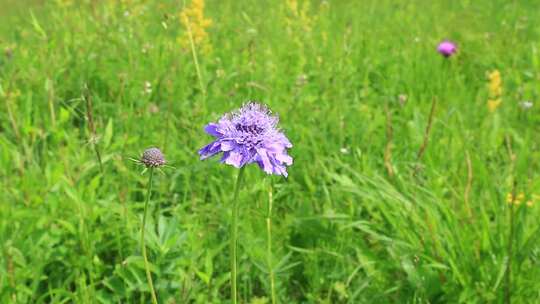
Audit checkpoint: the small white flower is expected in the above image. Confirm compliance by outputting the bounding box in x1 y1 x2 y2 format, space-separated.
519 100 533 109
340 147 349 154
144 81 152 95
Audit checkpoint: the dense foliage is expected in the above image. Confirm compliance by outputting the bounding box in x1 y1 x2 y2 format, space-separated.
1 0 539 303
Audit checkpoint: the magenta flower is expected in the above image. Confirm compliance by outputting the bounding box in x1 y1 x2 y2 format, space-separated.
199 102 293 177
437 40 457 57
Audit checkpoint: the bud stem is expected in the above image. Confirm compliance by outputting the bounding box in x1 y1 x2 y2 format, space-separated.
231 167 246 304
141 168 158 304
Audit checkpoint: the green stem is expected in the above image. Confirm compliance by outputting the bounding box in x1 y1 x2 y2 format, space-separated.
505 201 515 304
231 167 246 304
141 168 158 304
267 184 276 304
184 12 206 105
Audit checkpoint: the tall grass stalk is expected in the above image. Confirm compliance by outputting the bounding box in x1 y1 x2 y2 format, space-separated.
505 136 517 304
83 85 104 174
267 184 277 304
46 78 56 128
184 16 206 103
71 184 95 302
505 198 515 304
3 90 21 142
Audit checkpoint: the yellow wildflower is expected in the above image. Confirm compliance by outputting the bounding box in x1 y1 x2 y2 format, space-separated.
487 69 502 112
506 192 525 205
487 99 502 112
285 0 314 35
488 70 502 96
506 192 537 207
179 0 213 53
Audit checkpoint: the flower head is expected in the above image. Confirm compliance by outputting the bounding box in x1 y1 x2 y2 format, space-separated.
199 102 293 177
488 70 502 96
179 0 213 53
487 69 503 112
437 40 457 57
141 147 166 168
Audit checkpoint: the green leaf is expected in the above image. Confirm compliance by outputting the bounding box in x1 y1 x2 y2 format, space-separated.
103 118 113 148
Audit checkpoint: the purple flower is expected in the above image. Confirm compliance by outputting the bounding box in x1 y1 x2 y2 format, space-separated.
141 147 166 168
437 40 457 57
199 102 293 177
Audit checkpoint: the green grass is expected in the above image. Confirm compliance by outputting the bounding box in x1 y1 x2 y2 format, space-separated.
1 0 540 303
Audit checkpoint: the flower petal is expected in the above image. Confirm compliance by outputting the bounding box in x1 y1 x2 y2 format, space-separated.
198 141 221 160
204 123 222 137
256 148 274 175
220 140 236 152
269 156 288 177
275 152 293 165
222 151 244 168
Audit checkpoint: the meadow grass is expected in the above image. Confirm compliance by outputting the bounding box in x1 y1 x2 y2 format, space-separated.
1 0 540 303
